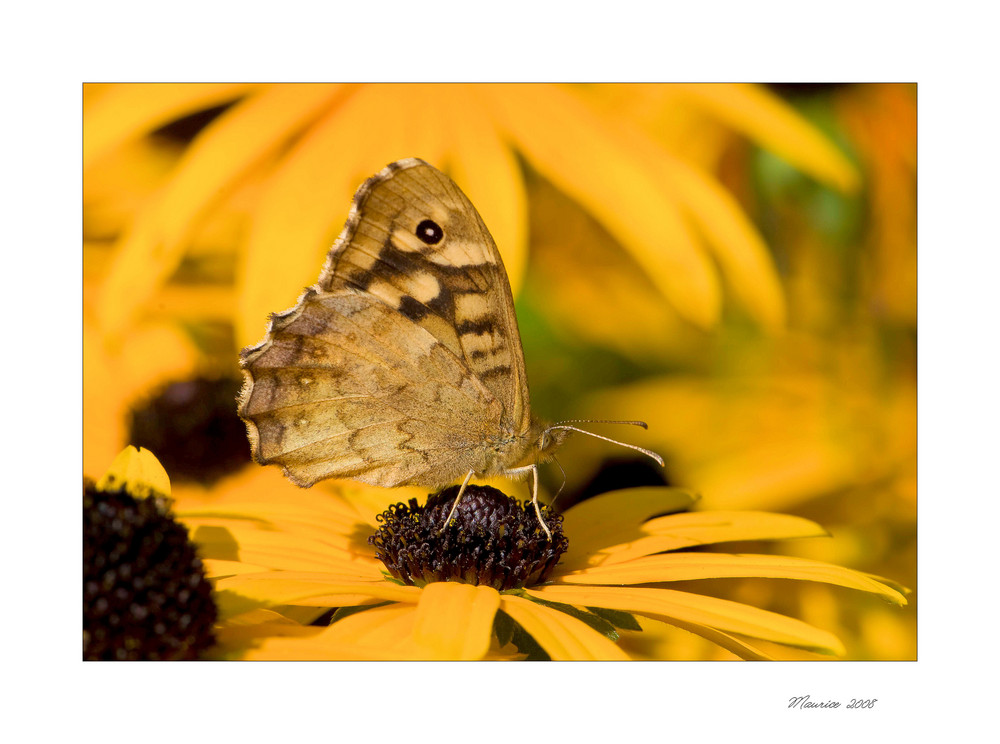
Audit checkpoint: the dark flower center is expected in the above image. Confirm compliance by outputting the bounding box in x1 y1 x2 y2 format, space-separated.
83 480 217 660
369 485 569 591
127 377 250 484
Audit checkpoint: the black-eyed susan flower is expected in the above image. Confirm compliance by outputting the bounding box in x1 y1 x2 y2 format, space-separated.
83 447 217 660
126 376 250 485
176 476 906 660
83 447 317 661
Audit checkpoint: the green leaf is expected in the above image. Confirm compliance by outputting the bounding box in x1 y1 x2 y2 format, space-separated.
587 606 643 632
494 609 550 660
329 602 392 625
494 608 515 647
527 597 620 641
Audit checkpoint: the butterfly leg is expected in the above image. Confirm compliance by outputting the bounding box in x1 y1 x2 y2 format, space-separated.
503 464 552 540
439 470 475 533
528 464 552 540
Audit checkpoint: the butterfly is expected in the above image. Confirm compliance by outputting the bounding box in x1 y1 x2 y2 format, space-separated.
238 158 662 538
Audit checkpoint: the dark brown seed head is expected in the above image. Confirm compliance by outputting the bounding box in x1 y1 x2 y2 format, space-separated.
369 485 569 591
83 480 217 660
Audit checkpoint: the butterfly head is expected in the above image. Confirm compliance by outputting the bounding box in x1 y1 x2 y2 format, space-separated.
534 423 572 459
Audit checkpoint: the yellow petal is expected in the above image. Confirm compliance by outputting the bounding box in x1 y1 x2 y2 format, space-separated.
499 594 629 660
644 509 829 545
446 85 529 293
96 445 171 500
188 523 383 576
661 155 786 328
83 83 257 167
558 553 907 605
237 83 425 348
84 137 181 241
324 603 417 645
559 487 696 565
242 639 392 660
482 83 721 328
98 84 343 340
528 585 845 655
412 582 501 660
324 602 474 660
214 610 335 660
565 87 785 329
259 603 450 660
390 84 450 168
667 623 776 661
623 613 776 660
213 572 420 619
560 510 828 571
201 559 270 578
180 496 378 541
242 617 407 660
678 83 860 192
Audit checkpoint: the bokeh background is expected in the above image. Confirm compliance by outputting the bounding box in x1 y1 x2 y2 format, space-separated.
82 83 916 659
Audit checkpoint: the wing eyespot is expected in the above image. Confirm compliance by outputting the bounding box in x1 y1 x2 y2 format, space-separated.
416 219 444 245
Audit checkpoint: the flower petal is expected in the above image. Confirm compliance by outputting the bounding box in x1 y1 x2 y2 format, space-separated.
559 487 696 564
259 603 451 660
98 84 343 340
213 572 420 619
242 610 411 660
644 510 829 546
325 603 417 645
562 89 785 330
678 84 860 193
210 608 326 659
661 155 786 328
665 622 776 661
181 498 376 543
83 83 256 167
499 594 629 660
190 523 383 575
236 83 433 347
624 614 776 660
447 86 529 293
558 553 907 605
323 602 479 660
201 559 270 578
96 445 171 499
412 582 501 660
482 83 721 328
527 585 845 655
560 510 829 570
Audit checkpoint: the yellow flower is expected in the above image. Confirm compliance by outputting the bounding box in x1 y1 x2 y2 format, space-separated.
84 447 327 660
552 85 917 659
176 478 906 660
84 447 218 660
84 83 859 349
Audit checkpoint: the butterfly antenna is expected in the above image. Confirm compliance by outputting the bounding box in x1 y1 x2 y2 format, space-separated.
554 419 650 429
545 424 665 467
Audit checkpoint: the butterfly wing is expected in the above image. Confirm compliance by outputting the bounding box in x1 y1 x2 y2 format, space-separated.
317 158 532 433
239 159 534 488
239 286 505 487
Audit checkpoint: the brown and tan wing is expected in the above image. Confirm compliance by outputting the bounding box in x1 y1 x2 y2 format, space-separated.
316 158 532 433
239 287 504 488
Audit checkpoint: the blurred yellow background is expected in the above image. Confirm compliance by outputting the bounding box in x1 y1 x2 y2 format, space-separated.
83 83 916 659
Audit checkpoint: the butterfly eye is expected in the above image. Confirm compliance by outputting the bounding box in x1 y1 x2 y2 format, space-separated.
416 219 444 245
